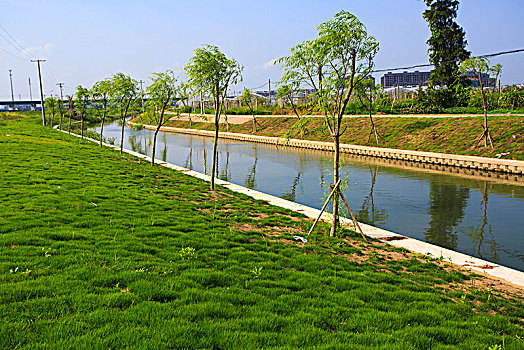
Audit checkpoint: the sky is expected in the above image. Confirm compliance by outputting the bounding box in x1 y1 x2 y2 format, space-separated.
1 0 523 100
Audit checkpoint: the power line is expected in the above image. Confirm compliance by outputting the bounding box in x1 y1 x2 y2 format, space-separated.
0 30 32 59
372 48 524 73
0 46 26 60
248 82 269 90
0 24 36 59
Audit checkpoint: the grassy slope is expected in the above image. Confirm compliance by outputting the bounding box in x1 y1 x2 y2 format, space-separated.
1 114 523 349
149 115 524 160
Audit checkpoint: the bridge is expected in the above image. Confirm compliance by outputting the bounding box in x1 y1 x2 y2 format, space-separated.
0 100 41 110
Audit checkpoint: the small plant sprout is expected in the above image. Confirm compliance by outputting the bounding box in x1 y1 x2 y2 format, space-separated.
180 247 197 260
42 247 52 258
251 266 263 279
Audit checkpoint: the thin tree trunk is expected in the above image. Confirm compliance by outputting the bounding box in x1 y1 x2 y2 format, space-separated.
211 91 220 190
68 98 73 134
81 112 85 139
152 104 167 166
152 129 159 166
477 72 493 148
120 98 132 154
59 105 63 130
100 99 107 147
330 134 340 237
288 96 301 119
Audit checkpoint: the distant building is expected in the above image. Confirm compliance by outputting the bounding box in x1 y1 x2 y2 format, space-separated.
463 71 495 88
381 71 431 88
381 69 496 89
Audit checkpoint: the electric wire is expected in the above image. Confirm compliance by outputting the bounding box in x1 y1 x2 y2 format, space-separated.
0 24 36 59
372 48 524 73
0 46 26 60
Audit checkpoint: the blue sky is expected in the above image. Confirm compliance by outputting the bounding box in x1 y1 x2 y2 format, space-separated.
1 0 523 99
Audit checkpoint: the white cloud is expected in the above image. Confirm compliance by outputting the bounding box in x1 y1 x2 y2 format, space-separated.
263 58 278 69
25 42 54 57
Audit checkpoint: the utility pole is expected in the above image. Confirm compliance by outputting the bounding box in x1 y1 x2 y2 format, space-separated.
9 69 14 110
138 80 145 113
268 79 271 105
57 82 64 129
31 59 46 126
28 77 33 101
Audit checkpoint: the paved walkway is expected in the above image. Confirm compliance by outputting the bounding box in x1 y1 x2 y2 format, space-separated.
166 112 524 125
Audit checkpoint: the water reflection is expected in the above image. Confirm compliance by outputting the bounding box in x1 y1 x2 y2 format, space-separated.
91 121 524 271
425 183 470 249
244 146 258 189
281 172 302 202
219 151 231 181
466 183 498 261
356 166 388 226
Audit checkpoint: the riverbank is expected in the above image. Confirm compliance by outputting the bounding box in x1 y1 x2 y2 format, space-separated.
129 121 524 175
134 114 524 161
2 114 523 348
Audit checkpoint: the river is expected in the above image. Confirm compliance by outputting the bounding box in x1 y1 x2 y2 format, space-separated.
92 121 524 271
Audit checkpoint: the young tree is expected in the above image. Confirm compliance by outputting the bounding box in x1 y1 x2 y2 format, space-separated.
355 77 382 144
45 96 57 128
240 88 260 132
75 85 90 139
92 79 112 147
67 95 73 134
185 45 243 190
276 85 301 119
178 82 194 126
110 73 138 154
279 11 379 236
423 0 470 88
459 58 501 148
146 70 178 166
57 94 64 130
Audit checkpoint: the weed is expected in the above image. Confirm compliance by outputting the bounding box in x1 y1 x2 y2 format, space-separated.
180 246 197 260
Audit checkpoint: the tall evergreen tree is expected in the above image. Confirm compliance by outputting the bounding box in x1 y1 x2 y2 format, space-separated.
423 0 470 88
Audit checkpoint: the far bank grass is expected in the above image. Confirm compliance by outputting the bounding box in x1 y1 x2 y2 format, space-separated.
1 113 523 349
140 115 524 161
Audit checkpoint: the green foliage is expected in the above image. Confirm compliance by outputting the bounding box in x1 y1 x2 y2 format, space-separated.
146 70 178 124
423 0 470 88
184 45 243 112
110 72 139 117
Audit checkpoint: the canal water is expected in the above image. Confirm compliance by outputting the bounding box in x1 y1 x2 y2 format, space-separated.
93 121 524 271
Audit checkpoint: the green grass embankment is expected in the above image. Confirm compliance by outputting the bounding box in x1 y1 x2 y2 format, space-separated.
140 115 524 160
1 114 523 349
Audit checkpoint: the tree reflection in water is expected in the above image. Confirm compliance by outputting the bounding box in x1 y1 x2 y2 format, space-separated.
356 165 388 226
281 173 302 202
129 135 145 154
161 133 167 162
184 137 193 170
466 182 498 261
219 150 231 181
244 146 258 189
425 183 470 249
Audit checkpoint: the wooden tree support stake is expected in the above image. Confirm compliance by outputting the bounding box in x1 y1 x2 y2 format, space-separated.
307 179 341 236
338 191 367 242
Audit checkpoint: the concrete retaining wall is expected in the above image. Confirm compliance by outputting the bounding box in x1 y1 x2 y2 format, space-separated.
131 122 524 175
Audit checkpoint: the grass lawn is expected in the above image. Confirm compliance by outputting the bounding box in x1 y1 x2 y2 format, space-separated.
145 115 524 161
1 113 523 349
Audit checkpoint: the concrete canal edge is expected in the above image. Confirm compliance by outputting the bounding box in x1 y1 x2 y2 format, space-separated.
129 121 524 175
55 126 524 288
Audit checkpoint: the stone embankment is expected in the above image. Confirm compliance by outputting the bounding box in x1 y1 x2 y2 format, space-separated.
130 122 524 175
